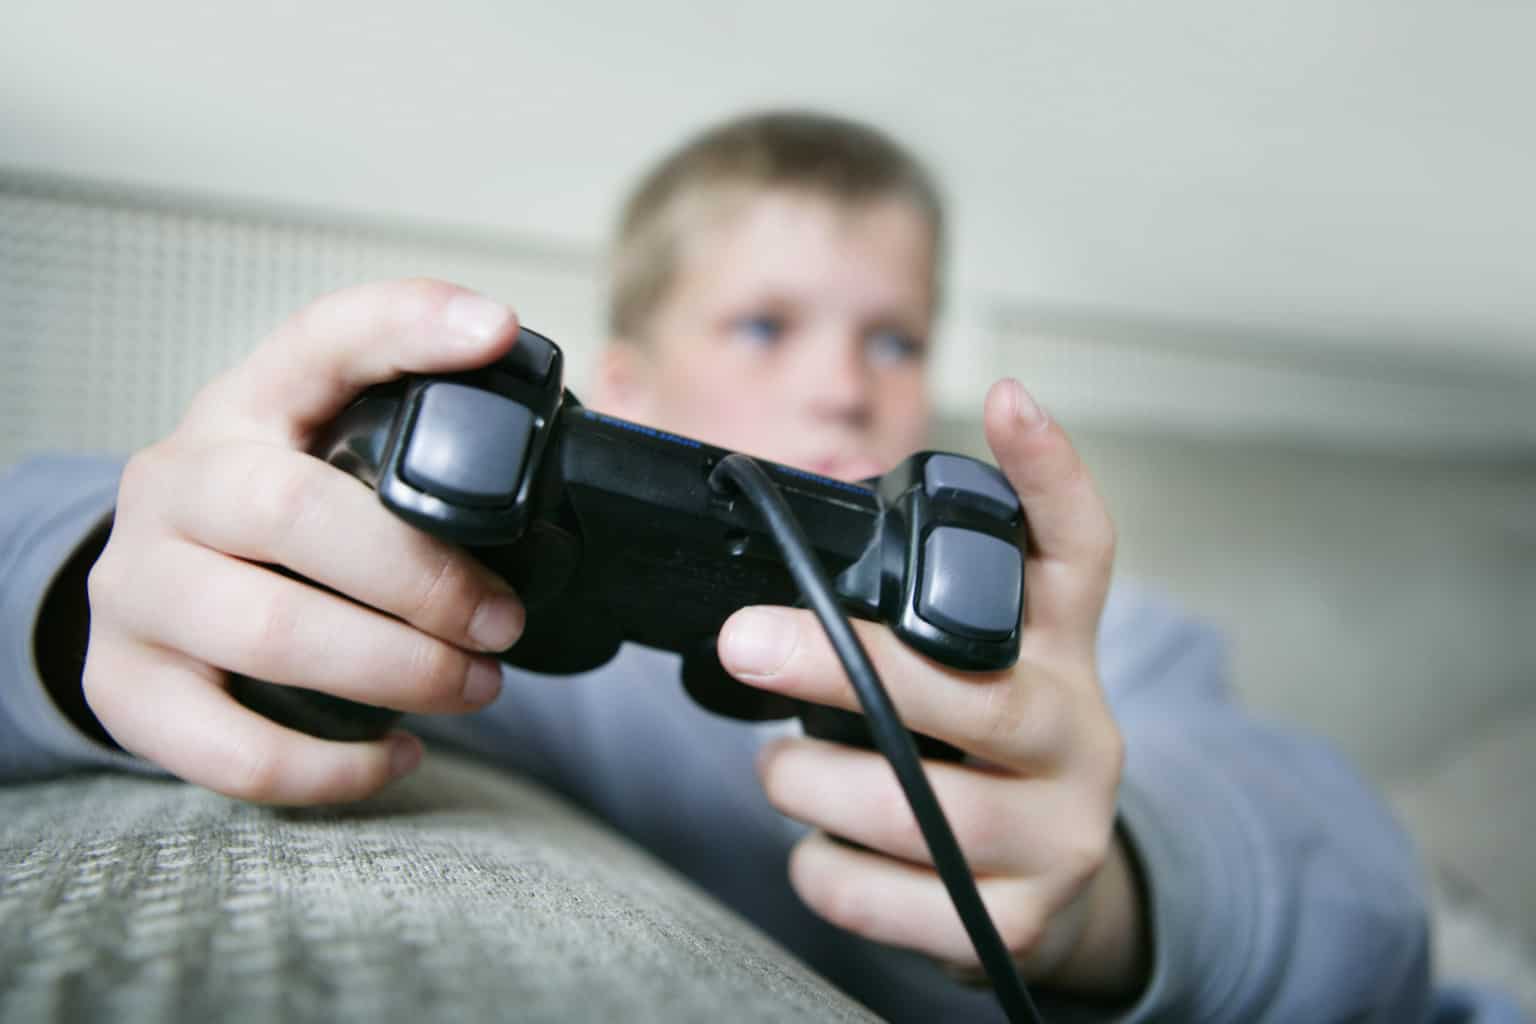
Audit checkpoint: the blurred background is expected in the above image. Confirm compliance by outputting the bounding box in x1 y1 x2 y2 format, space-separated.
2 0 1532 1007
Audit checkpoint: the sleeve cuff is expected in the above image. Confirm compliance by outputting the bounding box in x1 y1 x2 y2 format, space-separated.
1098 731 1282 1023
1 455 151 775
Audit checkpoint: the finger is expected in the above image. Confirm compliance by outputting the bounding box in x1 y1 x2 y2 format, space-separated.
982 379 1115 644
789 831 1075 972
721 606 1071 768
153 441 523 653
185 279 520 445
758 737 1114 878
82 631 422 805
101 538 505 715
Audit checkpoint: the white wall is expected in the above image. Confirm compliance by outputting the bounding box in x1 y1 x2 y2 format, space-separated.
0 179 605 466
5 0 1536 381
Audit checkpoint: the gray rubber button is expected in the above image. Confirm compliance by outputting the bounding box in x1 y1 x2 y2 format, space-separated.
922 454 1020 522
501 327 557 384
916 526 1022 640
401 383 534 507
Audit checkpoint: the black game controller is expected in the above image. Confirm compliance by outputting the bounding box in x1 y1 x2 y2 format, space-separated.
229 327 1027 747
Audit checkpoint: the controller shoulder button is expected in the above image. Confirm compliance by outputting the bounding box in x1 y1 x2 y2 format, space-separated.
916 526 1022 640
400 382 534 507
922 454 1020 522
500 326 557 384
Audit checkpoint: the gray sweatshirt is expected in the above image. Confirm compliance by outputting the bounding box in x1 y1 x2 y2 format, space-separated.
1 455 1520 1023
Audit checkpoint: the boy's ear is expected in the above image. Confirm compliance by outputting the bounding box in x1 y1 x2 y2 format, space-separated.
589 339 656 421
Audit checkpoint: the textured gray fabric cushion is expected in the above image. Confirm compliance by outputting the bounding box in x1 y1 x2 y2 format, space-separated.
0 751 877 1023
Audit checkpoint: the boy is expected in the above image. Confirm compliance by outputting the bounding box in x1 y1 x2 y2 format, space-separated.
4 113 1441 1020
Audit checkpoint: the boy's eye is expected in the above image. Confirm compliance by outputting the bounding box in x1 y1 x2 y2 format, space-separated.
731 314 786 348
865 329 926 368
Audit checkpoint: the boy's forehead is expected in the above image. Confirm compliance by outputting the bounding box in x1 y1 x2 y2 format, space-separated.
672 189 936 312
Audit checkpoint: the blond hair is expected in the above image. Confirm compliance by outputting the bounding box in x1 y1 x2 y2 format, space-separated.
608 110 945 340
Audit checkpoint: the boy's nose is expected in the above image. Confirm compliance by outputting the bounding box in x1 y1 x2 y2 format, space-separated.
800 339 873 430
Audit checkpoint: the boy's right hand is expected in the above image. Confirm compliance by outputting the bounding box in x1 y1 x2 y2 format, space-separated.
81 280 529 806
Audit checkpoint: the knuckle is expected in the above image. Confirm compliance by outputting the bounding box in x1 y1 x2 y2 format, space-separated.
294 281 371 337
244 588 304 666
85 549 124 614
877 787 926 856
996 903 1047 961
1058 825 1111 890
954 796 1009 865
386 277 462 332
1077 712 1126 793
404 552 453 623
251 458 325 550
823 875 878 937
977 684 1023 748
290 279 444 347
78 650 112 715
403 636 471 705
406 552 479 637
295 279 468 361
288 293 332 349
979 677 1059 755
314 751 386 803
181 371 242 433
1055 459 1093 501
222 740 284 802
117 446 167 511
790 839 872 935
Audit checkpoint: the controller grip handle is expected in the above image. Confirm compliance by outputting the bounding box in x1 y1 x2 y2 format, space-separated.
228 673 401 742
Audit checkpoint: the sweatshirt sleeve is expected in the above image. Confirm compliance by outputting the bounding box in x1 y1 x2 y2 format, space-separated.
1086 584 1434 1024
0 454 149 782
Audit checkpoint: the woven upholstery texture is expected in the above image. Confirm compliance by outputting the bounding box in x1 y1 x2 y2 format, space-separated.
0 750 876 1023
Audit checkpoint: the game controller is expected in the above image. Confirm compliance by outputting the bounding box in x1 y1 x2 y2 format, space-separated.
229 327 1027 746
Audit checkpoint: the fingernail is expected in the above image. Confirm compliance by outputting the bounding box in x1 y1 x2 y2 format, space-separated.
462 658 504 705
1010 379 1048 431
389 734 423 778
469 592 524 652
719 608 798 680
444 294 514 345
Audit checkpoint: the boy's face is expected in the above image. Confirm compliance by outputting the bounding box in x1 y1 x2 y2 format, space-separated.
595 190 935 482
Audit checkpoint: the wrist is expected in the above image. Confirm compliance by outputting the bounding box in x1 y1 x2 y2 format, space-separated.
1040 827 1151 1003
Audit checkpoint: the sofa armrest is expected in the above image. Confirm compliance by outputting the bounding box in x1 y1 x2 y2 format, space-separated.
0 750 876 1023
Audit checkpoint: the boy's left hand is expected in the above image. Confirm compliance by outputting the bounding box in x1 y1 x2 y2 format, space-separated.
718 379 1147 1000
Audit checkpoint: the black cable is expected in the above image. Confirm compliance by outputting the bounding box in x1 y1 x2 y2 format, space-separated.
710 454 1044 1024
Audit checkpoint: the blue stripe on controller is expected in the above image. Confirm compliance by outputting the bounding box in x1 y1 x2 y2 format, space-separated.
770 463 873 497
582 410 703 448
